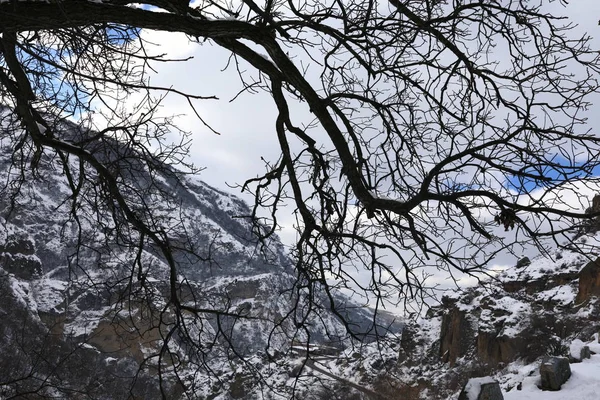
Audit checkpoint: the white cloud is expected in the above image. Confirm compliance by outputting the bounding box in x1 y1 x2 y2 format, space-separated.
78 0 600 310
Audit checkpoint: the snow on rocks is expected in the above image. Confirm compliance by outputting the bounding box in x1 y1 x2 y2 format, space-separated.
458 376 503 400
503 354 600 399
393 228 600 399
539 356 571 391
569 339 591 362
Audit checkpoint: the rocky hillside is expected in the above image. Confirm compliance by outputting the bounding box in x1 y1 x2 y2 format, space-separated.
8 107 599 400
387 231 600 399
0 111 401 399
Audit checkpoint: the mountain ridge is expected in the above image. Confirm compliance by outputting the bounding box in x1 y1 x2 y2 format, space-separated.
0 110 401 399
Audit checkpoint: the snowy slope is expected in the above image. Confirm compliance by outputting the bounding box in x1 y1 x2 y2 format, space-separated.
0 109 401 399
503 352 600 400
388 230 600 400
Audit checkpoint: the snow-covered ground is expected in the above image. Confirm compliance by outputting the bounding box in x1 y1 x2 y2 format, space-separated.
503 341 600 400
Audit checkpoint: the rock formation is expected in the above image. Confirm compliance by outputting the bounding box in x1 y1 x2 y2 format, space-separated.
576 257 600 304
458 377 503 400
539 356 571 391
394 233 600 399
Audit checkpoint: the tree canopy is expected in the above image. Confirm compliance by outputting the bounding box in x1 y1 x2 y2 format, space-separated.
1 0 600 392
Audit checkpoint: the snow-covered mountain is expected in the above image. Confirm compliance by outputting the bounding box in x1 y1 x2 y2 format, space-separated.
6 108 600 400
387 229 600 400
6 107 600 400
0 110 401 399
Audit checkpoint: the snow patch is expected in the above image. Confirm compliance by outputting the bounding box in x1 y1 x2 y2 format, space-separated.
570 339 587 360
537 285 576 305
464 376 497 400
504 354 600 399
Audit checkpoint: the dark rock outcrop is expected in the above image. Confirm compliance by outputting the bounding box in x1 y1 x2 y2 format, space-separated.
440 307 474 366
458 377 503 400
515 257 531 269
502 271 579 295
0 237 36 255
476 331 525 368
580 194 600 234
0 236 41 279
575 257 600 304
0 252 42 279
539 356 571 391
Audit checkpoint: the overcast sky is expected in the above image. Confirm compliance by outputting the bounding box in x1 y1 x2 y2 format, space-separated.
127 1 600 300
140 0 600 189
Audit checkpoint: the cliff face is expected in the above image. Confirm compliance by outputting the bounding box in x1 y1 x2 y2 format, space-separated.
0 113 400 399
576 258 600 304
395 236 600 399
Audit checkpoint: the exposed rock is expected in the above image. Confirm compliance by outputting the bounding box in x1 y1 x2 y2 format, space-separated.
288 364 303 378
440 307 474 366
515 257 531 269
38 311 67 336
0 237 36 255
87 315 163 364
227 279 261 299
230 373 253 399
398 323 420 364
476 331 525 368
0 235 41 280
502 272 579 295
539 356 571 391
0 252 42 280
591 194 600 213
575 258 600 304
581 194 600 234
581 346 591 360
458 377 503 400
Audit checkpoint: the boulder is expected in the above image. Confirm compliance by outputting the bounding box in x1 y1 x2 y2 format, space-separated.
539 356 571 391
575 258 600 304
515 257 531 269
581 346 591 360
458 377 503 400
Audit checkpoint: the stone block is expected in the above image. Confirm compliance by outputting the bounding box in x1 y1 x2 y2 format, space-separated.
458 377 503 400
539 356 571 391
581 345 591 360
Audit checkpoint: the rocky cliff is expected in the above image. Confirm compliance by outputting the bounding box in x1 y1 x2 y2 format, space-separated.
392 233 600 399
